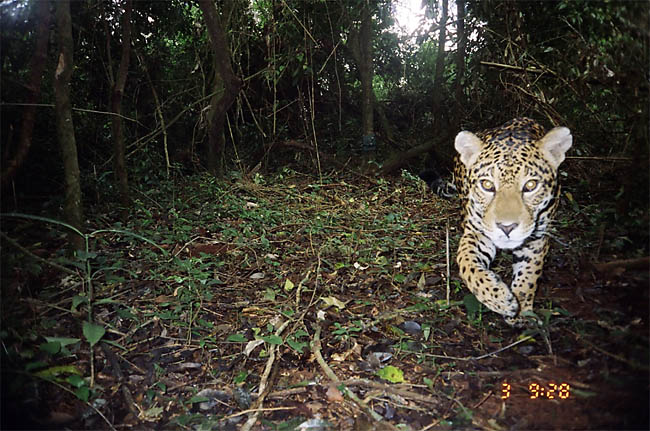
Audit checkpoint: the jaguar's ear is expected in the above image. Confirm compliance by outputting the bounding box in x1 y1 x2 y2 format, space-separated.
538 127 572 169
455 131 484 167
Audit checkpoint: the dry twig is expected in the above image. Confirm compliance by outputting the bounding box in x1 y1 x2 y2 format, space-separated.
311 324 388 424
240 319 291 431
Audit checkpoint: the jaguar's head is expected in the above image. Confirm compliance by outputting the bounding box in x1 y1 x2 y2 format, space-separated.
455 126 572 249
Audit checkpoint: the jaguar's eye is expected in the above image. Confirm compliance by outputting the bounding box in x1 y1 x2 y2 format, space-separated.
523 179 538 192
480 179 495 192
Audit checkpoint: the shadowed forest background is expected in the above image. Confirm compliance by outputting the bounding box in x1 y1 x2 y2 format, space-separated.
1 0 649 430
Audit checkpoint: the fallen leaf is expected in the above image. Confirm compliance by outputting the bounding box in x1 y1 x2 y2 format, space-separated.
417 272 426 289
399 320 422 335
306 401 324 413
244 339 264 356
154 295 174 303
320 296 347 310
178 362 202 370
326 385 344 402
140 406 163 421
195 389 230 411
297 418 333 430
377 365 405 383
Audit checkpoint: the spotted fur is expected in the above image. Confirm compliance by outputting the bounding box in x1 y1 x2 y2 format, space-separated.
451 118 572 325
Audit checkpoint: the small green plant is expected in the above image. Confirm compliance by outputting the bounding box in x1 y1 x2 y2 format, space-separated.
286 329 309 354
463 293 484 323
331 321 363 342
1 212 166 404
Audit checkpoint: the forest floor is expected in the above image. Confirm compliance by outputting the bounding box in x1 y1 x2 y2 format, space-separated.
1 167 648 430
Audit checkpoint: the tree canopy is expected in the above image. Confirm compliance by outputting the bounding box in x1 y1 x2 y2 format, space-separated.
1 0 646 200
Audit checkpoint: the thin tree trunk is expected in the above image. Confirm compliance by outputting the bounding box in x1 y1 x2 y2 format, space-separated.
136 51 170 176
432 0 448 126
348 14 393 146
206 68 225 173
54 0 83 250
197 0 241 177
359 0 375 151
1 0 51 188
111 0 133 208
454 0 466 126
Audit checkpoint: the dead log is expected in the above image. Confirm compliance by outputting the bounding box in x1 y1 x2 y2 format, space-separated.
593 256 650 277
378 133 451 176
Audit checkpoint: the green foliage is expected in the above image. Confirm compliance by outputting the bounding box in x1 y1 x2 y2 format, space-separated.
0 211 168 408
462 293 483 322
82 322 105 348
286 329 309 354
332 321 363 342
376 365 405 383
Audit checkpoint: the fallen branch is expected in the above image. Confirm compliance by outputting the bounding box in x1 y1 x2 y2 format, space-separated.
343 379 442 407
222 406 297 421
378 134 450 176
445 220 450 306
479 61 553 75
593 256 650 275
311 323 387 424
398 333 537 361
265 378 443 410
566 156 633 162
0 102 144 125
240 319 290 431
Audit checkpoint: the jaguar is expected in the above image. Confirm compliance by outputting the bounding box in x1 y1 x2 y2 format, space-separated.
425 118 572 325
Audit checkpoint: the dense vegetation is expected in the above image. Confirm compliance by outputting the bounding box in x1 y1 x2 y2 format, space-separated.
1 1 648 429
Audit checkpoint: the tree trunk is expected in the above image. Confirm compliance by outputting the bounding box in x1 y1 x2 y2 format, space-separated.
1 0 51 188
206 67 225 173
54 0 84 250
136 51 170 176
454 0 466 126
359 0 375 151
348 14 393 147
111 0 133 208
432 0 448 126
197 0 242 177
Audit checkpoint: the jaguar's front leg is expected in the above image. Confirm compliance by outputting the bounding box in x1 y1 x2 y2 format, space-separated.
457 230 520 318
504 236 551 326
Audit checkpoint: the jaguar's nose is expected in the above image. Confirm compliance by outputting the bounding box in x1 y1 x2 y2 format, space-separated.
496 222 518 236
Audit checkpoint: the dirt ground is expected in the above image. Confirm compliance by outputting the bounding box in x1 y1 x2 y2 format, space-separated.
1 170 648 430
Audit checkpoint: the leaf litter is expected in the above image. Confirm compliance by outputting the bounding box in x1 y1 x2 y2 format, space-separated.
1 169 648 430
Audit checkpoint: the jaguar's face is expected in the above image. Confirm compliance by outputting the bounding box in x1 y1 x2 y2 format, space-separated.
467 148 558 249
455 124 571 250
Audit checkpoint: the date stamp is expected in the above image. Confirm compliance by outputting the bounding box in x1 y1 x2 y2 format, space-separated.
501 382 571 400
